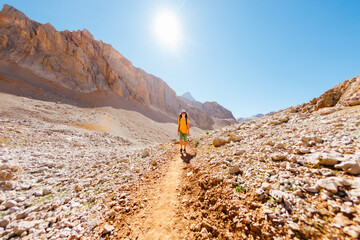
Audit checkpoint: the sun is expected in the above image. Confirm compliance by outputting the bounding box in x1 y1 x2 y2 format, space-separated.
154 10 181 49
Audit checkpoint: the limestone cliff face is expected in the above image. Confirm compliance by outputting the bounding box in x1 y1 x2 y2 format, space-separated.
0 4 235 129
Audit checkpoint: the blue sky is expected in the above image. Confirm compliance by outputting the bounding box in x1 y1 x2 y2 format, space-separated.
2 0 360 118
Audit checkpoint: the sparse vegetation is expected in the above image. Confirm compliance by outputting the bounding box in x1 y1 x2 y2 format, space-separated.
194 139 200 147
235 185 247 194
205 130 210 135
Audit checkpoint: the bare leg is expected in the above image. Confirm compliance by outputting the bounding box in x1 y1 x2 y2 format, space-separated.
184 140 187 151
179 139 183 150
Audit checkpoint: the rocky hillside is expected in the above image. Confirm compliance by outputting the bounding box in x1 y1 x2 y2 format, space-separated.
0 74 359 239
0 4 235 129
297 75 360 113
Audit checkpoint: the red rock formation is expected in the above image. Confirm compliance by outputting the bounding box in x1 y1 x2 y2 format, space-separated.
0 4 236 129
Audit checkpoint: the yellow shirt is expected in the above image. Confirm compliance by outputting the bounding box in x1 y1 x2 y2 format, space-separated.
178 118 189 134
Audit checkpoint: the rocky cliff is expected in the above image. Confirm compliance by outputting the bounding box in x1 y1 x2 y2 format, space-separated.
0 4 235 129
295 75 360 113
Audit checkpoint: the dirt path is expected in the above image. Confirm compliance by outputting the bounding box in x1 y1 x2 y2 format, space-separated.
129 153 186 239
109 148 197 239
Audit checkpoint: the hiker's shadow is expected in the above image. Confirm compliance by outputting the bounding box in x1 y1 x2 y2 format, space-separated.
180 152 196 164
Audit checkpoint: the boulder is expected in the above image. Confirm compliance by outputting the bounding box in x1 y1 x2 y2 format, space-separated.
213 138 226 147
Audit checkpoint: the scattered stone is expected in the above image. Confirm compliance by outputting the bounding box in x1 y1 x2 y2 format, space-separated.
0 191 5 203
13 221 39 235
271 153 287 161
141 148 150 158
334 213 352 227
150 159 157 166
228 165 241 175
4 200 17 209
261 182 271 190
234 149 245 155
0 219 9 228
335 161 360 175
75 185 83 192
102 224 114 234
0 169 16 181
316 178 338 193
228 134 241 143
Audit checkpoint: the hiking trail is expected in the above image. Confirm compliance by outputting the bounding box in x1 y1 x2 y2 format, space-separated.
106 146 197 239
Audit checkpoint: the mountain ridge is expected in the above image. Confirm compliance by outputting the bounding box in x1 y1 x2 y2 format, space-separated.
0 4 236 129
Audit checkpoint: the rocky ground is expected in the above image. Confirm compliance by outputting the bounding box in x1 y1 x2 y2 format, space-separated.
0 93 185 239
0 115 163 239
99 105 360 240
1 94 359 239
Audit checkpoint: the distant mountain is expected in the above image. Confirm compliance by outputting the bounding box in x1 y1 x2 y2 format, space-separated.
179 92 236 124
237 112 277 122
237 114 264 123
181 92 197 102
0 4 236 129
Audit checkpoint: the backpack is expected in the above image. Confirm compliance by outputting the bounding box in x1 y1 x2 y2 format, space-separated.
178 114 188 132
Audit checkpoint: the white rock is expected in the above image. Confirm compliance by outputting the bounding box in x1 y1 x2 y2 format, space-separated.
269 190 284 202
288 222 300 231
255 188 265 200
329 177 351 187
316 178 338 193
335 161 360 175
102 224 114 234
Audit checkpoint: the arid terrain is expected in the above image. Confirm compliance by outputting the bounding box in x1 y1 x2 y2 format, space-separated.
1 85 359 239
0 3 360 240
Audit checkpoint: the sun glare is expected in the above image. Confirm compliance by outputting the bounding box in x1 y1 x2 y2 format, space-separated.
154 10 181 49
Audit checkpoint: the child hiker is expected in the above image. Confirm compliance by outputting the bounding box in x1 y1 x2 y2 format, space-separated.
177 110 190 153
